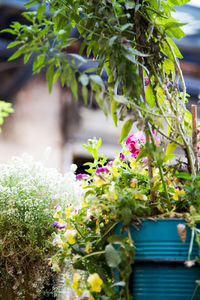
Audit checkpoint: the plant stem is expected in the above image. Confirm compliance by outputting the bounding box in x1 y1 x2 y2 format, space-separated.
192 105 199 174
148 126 172 210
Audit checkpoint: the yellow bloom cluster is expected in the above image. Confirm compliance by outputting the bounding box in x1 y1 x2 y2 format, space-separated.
87 273 103 292
72 273 82 296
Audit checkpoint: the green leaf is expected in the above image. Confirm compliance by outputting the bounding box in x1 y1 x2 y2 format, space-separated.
53 69 61 84
33 54 45 73
8 47 25 61
82 85 88 105
175 172 192 180
166 142 177 156
163 59 175 80
1 28 16 35
67 53 87 63
113 95 129 105
69 69 78 100
7 41 21 49
167 0 190 6
119 119 134 143
89 75 105 89
120 23 133 32
46 65 54 93
136 148 147 161
105 244 121 268
108 36 117 47
24 53 32 64
166 26 185 39
79 74 89 86
121 207 132 224
145 85 155 108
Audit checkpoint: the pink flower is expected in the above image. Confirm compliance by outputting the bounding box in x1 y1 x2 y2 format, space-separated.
152 130 160 146
126 132 145 157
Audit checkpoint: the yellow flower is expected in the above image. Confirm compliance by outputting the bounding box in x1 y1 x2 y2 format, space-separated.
72 273 82 296
113 194 118 200
53 211 59 219
66 206 72 218
135 193 147 201
112 167 120 177
87 273 103 293
130 157 139 169
94 175 106 187
64 229 76 245
173 189 185 201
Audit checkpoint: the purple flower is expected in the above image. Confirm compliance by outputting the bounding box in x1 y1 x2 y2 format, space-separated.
96 167 109 174
119 153 125 160
175 186 182 190
106 160 113 166
76 173 88 180
53 221 67 229
54 204 61 211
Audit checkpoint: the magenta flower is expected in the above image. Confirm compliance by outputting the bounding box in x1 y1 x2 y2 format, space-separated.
119 153 125 159
96 167 109 174
53 221 67 229
76 173 88 180
126 132 145 157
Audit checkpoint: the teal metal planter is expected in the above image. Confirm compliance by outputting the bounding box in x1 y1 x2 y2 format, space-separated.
115 219 200 299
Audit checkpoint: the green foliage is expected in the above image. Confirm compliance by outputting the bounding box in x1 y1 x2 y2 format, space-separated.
0 101 13 131
3 0 195 174
0 154 81 299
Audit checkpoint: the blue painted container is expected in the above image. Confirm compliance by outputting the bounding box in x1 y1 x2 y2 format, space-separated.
115 219 200 299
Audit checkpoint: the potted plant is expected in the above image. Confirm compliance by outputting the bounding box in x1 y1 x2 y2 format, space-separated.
3 0 200 298
0 154 81 299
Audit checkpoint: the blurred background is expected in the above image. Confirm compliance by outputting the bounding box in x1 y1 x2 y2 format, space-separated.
0 0 200 172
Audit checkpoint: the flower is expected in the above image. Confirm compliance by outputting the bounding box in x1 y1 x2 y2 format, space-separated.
64 229 76 245
173 187 185 200
53 221 67 229
126 132 145 158
94 175 106 187
76 173 88 180
54 204 61 211
72 273 82 296
87 273 103 292
119 153 125 159
96 167 109 174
